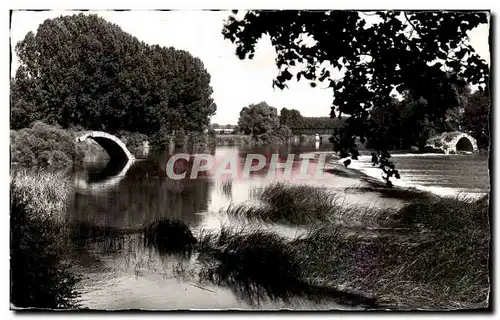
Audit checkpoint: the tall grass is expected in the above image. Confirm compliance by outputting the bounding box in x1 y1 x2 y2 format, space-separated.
215 189 490 309
196 226 378 307
10 171 79 309
227 183 350 225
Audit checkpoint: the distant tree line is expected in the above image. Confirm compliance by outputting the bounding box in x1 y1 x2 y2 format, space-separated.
211 123 236 129
280 108 345 129
236 85 489 151
11 14 216 148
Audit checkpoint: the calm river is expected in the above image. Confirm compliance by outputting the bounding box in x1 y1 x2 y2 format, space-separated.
67 141 489 310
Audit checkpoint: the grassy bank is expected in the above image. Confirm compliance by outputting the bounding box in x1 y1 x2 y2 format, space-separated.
10 170 80 309
55 183 489 309
201 180 489 309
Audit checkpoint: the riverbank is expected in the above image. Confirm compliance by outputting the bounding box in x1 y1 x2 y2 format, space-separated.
69 182 490 310
11 166 489 309
10 140 490 310
336 152 490 199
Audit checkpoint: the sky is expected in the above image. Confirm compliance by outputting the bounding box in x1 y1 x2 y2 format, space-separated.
10 10 490 125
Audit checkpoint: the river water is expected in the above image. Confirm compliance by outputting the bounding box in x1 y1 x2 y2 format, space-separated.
67 142 489 310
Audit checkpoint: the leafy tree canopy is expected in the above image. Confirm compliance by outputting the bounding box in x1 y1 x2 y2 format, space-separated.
238 102 280 136
367 85 490 151
12 14 216 137
238 102 292 143
223 10 489 184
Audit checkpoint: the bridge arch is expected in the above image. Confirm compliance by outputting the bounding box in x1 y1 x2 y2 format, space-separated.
77 131 135 162
449 133 478 153
426 131 478 154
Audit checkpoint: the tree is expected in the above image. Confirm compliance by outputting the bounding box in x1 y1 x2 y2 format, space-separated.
461 88 490 150
223 10 489 184
238 102 280 136
237 101 292 143
280 108 302 127
366 85 490 151
11 14 216 139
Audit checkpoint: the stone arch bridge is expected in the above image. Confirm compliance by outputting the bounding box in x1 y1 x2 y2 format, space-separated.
77 131 135 162
425 131 478 154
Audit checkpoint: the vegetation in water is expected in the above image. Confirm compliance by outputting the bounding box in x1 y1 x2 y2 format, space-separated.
227 183 340 225
198 191 489 309
143 218 197 256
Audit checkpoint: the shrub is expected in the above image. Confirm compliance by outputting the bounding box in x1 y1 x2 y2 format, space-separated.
173 129 186 147
149 128 172 152
118 131 148 150
10 122 83 169
143 218 197 256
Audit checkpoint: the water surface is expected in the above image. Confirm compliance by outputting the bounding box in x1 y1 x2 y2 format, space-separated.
68 142 489 309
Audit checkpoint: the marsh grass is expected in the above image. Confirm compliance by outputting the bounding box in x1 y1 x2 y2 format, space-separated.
10 170 80 309
227 183 342 224
205 184 490 309
219 179 233 197
216 134 253 146
143 218 197 256
68 221 135 249
196 226 378 307
10 169 70 221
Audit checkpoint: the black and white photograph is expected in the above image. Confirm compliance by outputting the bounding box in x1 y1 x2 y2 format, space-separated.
8 5 492 311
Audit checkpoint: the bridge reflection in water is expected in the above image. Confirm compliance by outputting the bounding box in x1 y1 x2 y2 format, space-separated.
74 158 135 194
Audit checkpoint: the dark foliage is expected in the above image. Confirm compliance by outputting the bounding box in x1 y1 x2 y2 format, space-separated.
143 218 197 256
280 107 345 130
223 10 489 184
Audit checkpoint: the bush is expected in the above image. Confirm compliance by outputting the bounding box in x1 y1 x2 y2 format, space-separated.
10 171 79 309
149 128 172 152
173 129 186 147
187 131 208 146
118 131 148 150
143 218 197 256
10 122 83 169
